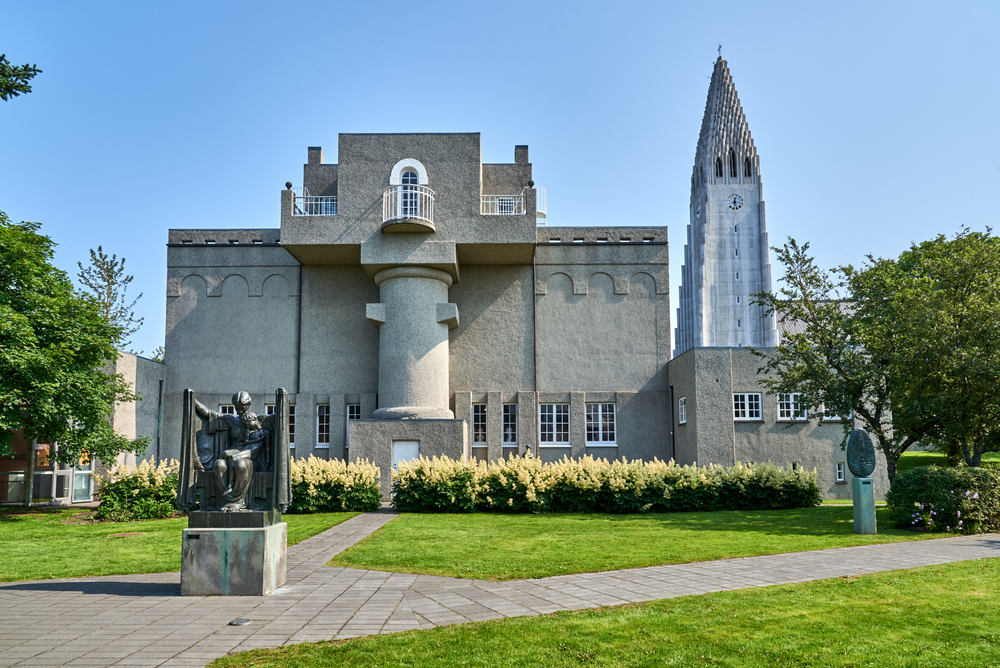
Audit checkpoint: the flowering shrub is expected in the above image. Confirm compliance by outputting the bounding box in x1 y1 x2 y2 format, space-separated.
391 454 821 514
288 456 381 513
95 459 180 522
887 465 1000 534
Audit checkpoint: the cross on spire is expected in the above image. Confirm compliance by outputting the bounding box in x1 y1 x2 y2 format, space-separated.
718 43 722 58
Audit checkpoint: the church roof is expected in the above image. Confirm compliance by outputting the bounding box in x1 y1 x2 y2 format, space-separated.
694 57 757 167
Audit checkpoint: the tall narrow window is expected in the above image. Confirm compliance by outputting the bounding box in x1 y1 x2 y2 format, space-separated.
729 149 737 177
836 462 846 482
586 403 616 444
539 404 570 445
678 397 687 424
744 157 752 177
503 404 518 445
317 405 330 446
345 404 360 446
716 157 723 177
401 169 418 217
288 405 296 448
473 404 487 444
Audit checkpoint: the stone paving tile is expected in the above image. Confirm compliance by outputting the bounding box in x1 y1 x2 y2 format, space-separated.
4 513 1000 667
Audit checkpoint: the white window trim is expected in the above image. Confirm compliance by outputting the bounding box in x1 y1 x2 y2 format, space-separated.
389 158 428 185
539 403 570 447
585 403 617 446
316 404 331 448
472 403 487 445
777 393 809 422
733 393 763 421
502 404 518 446
836 461 847 483
822 405 852 422
345 404 360 446
678 397 687 425
288 405 296 448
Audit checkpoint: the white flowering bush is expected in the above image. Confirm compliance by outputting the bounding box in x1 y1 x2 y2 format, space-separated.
289 455 381 513
95 459 180 521
390 454 821 514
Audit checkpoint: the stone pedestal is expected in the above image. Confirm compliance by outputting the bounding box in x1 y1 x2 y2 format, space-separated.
180 517 287 596
852 477 877 535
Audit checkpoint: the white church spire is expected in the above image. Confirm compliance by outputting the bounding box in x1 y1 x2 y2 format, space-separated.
674 57 778 356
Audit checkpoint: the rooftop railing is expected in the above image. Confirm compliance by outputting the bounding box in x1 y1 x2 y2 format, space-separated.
383 184 435 225
294 196 338 216
481 195 525 215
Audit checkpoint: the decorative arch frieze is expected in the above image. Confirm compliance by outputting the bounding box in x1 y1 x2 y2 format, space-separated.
167 267 300 298
534 267 667 296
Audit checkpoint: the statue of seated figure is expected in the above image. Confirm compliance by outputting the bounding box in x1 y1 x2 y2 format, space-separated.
177 388 291 514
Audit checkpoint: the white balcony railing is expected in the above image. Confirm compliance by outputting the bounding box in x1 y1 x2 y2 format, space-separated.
294 196 338 216
383 184 434 224
535 186 547 216
481 195 525 215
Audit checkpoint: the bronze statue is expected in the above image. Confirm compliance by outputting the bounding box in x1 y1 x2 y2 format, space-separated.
177 388 291 514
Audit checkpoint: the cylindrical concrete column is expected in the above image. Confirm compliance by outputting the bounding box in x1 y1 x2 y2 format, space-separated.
372 266 454 419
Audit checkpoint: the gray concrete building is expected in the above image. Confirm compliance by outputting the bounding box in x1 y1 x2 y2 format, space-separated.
150 57 882 500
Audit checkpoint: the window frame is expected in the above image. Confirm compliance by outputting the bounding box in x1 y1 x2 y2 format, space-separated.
678 397 687 425
836 461 847 483
472 403 487 444
733 393 763 421
288 405 296 448
539 403 570 446
502 404 518 445
586 403 616 445
345 403 360 446
316 404 330 448
777 393 808 422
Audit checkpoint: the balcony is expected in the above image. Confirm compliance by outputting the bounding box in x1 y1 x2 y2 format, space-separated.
382 184 435 232
481 195 525 215
291 187 337 216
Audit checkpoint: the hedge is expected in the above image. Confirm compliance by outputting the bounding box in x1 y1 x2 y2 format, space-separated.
392 454 821 513
96 459 181 522
886 465 1000 534
288 455 381 513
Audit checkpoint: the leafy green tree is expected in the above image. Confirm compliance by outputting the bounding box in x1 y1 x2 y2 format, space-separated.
753 239 939 483
0 54 41 101
0 212 147 464
77 246 144 349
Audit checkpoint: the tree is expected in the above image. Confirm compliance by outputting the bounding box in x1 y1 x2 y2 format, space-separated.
0 212 147 464
752 239 939 483
77 246 143 349
0 54 41 101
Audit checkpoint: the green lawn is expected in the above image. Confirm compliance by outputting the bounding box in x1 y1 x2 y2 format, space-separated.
0 508 357 582
896 449 1000 473
212 557 1000 668
330 506 933 580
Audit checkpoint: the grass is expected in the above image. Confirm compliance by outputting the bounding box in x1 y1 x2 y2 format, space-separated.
0 508 357 582
896 450 1000 474
211 557 1000 668
329 506 934 581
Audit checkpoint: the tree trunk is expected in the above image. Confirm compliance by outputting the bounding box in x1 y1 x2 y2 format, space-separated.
886 453 898 485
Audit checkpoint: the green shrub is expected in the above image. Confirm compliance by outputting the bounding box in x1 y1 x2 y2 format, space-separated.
886 465 1000 534
289 456 381 513
95 459 180 522
391 454 821 514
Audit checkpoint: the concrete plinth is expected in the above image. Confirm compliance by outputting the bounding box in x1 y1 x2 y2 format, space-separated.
349 418 469 497
852 477 877 535
180 522 287 596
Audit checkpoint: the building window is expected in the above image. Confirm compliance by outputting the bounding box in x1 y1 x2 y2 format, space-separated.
345 403 360 447
219 405 235 415
497 197 515 215
733 393 762 420
778 393 808 421
289 405 296 447
503 404 518 444
735 248 738 257
678 397 687 424
473 404 487 444
744 157 752 177
735 272 739 280
836 462 846 482
317 405 330 447
737 319 741 328
823 405 852 421
736 296 741 304
401 169 418 217
539 404 570 445
729 149 737 177
716 157 723 177
586 403 616 444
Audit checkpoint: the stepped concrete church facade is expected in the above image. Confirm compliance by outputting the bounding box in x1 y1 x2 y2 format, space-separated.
144 56 888 501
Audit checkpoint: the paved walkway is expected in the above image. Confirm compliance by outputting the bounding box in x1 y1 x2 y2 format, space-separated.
1 514 998 668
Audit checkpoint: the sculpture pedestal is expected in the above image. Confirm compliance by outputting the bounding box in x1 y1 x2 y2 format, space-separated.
852 477 877 535
180 518 286 596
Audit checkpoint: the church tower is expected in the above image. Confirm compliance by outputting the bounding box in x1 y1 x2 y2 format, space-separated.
674 56 778 356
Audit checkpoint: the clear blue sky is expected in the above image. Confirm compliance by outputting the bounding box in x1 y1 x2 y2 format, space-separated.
2 1 997 357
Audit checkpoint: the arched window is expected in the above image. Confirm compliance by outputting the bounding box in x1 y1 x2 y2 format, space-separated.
729 149 737 177
401 169 418 217
744 157 752 178
715 158 723 178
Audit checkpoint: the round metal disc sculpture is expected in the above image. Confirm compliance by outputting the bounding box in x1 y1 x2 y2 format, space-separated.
847 428 877 477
